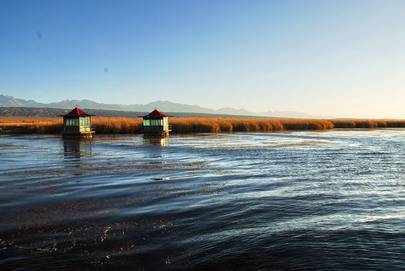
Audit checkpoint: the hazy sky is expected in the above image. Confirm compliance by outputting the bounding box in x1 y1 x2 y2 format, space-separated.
1 0 405 118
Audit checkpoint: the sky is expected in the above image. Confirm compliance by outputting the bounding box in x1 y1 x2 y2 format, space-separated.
1 0 405 118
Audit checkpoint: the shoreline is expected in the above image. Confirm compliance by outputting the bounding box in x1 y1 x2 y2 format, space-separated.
1 116 405 135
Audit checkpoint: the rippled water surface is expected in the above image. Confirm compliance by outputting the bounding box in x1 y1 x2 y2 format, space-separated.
1 130 405 270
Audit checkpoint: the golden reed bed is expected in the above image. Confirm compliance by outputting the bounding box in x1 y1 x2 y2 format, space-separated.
1 116 405 134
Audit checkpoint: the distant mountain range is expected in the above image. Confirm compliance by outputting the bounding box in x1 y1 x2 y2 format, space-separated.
0 94 325 118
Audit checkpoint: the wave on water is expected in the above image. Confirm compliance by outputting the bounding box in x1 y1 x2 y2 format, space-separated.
1 130 405 270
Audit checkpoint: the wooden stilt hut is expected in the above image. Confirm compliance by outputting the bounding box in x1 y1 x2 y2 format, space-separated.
60 107 94 138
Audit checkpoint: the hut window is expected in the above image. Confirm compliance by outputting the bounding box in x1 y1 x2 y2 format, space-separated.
150 119 162 126
68 118 79 126
80 117 90 127
143 119 150 126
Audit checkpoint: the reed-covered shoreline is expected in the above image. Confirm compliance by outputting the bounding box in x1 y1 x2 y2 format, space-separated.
1 116 405 134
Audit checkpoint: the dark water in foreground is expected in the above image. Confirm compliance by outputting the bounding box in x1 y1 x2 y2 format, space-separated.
1 130 405 270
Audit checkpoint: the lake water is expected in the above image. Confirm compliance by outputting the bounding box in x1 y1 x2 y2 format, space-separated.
1 130 405 270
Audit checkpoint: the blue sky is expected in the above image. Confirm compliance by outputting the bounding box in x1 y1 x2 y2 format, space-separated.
1 0 405 118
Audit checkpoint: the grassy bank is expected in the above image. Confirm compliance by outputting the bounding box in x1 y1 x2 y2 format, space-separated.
1 116 405 134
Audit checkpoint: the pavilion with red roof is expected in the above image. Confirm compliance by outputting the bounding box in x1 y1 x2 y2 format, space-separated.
142 109 172 136
60 107 94 138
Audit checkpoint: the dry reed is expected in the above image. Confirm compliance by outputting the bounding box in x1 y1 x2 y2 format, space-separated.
0 116 405 134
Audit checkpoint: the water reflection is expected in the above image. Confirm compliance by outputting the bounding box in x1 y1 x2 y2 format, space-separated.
63 138 93 158
143 135 169 147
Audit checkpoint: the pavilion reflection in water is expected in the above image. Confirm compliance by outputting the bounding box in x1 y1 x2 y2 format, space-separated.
143 135 169 147
63 138 93 158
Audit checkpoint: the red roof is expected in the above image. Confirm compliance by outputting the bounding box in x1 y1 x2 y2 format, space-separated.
142 109 171 119
62 107 92 118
